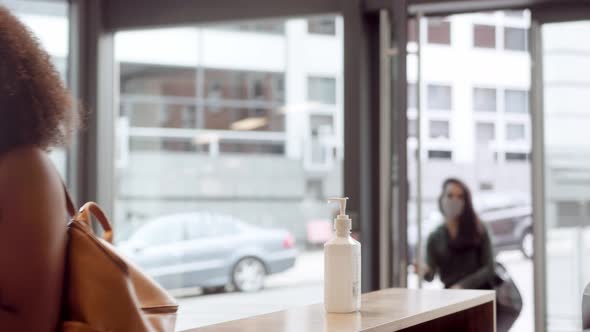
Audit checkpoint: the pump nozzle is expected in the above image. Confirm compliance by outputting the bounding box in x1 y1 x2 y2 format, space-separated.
328 197 349 217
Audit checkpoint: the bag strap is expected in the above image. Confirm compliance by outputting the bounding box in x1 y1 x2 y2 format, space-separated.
63 182 77 218
77 202 114 243
62 182 114 243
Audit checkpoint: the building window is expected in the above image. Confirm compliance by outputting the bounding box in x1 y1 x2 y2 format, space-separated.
220 142 285 154
308 76 336 104
308 16 336 35
473 87 497 112
427 84 452 110
504 27 527 51
429 120 450 139
506 123 526 140
505 152 529 161
476 122 495 143
428 150 452 160
427 19 451 45
120 63 197 97
408 83 417 109
505 89 528 113
408 120 418 138
473 24 496 49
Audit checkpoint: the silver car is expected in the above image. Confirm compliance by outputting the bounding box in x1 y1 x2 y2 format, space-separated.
118 212 297 293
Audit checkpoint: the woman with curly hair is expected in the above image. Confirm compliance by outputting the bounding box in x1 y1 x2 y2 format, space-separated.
0 6 78 331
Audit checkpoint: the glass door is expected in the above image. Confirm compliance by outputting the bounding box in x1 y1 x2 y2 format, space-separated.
533 17 590 332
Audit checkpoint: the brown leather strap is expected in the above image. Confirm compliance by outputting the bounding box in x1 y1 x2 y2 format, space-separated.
63 182 77 218
77 202 114 243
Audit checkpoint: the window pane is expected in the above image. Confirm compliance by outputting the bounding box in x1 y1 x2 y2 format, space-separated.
473 87 497 112
204 68 284 102
506 123 526 140
427 19 451 45
307 16 336 35
114 16 343 328
429 120 449 139
121 63 196 97
427 84 452 110
505 89 528 113
504 27 527 51
473 24 496 48
428 150 452 159
476 122 495 143
308 76 336 104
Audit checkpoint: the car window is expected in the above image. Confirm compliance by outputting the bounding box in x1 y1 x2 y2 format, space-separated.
212 216 240 236
186 214 240 239
132 217 186 246
186 213 208 239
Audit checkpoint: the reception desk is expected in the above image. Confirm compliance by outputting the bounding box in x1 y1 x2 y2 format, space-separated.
181 288 496 332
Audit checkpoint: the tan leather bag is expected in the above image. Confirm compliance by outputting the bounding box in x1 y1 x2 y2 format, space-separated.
60 190 178 332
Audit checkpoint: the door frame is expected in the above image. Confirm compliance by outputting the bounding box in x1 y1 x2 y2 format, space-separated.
530 5 590 331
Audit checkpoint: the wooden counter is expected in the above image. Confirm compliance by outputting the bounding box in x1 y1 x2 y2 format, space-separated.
181 288 496 332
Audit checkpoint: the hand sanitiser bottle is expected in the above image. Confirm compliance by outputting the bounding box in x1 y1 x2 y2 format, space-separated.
324 197 361 313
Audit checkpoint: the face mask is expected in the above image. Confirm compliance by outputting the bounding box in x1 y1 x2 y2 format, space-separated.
441 197 464 219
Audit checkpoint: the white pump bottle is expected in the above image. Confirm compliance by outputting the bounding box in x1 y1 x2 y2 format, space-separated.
324 197 361 313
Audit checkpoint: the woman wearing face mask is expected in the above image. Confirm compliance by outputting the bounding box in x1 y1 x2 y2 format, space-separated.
420 178 495 290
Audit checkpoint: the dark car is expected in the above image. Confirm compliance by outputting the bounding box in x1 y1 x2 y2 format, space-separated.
408 193 533 262
118 212 297 293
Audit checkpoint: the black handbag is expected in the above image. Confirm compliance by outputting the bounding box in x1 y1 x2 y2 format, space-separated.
491 262 523 332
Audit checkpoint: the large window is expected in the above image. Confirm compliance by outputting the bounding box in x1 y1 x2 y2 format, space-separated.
114 16 343 330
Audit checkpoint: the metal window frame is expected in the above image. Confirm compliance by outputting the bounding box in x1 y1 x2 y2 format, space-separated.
529 5 590 332
68 0 116 214
530 20 546 332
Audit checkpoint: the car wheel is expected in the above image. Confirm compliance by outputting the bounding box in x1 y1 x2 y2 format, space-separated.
520 229 533 259
232 257 266 293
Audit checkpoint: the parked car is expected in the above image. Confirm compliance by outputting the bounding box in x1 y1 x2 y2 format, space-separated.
118 212 297 293
408 193 533 263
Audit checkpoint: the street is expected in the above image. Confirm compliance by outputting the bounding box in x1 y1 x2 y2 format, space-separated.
175 250 533 331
